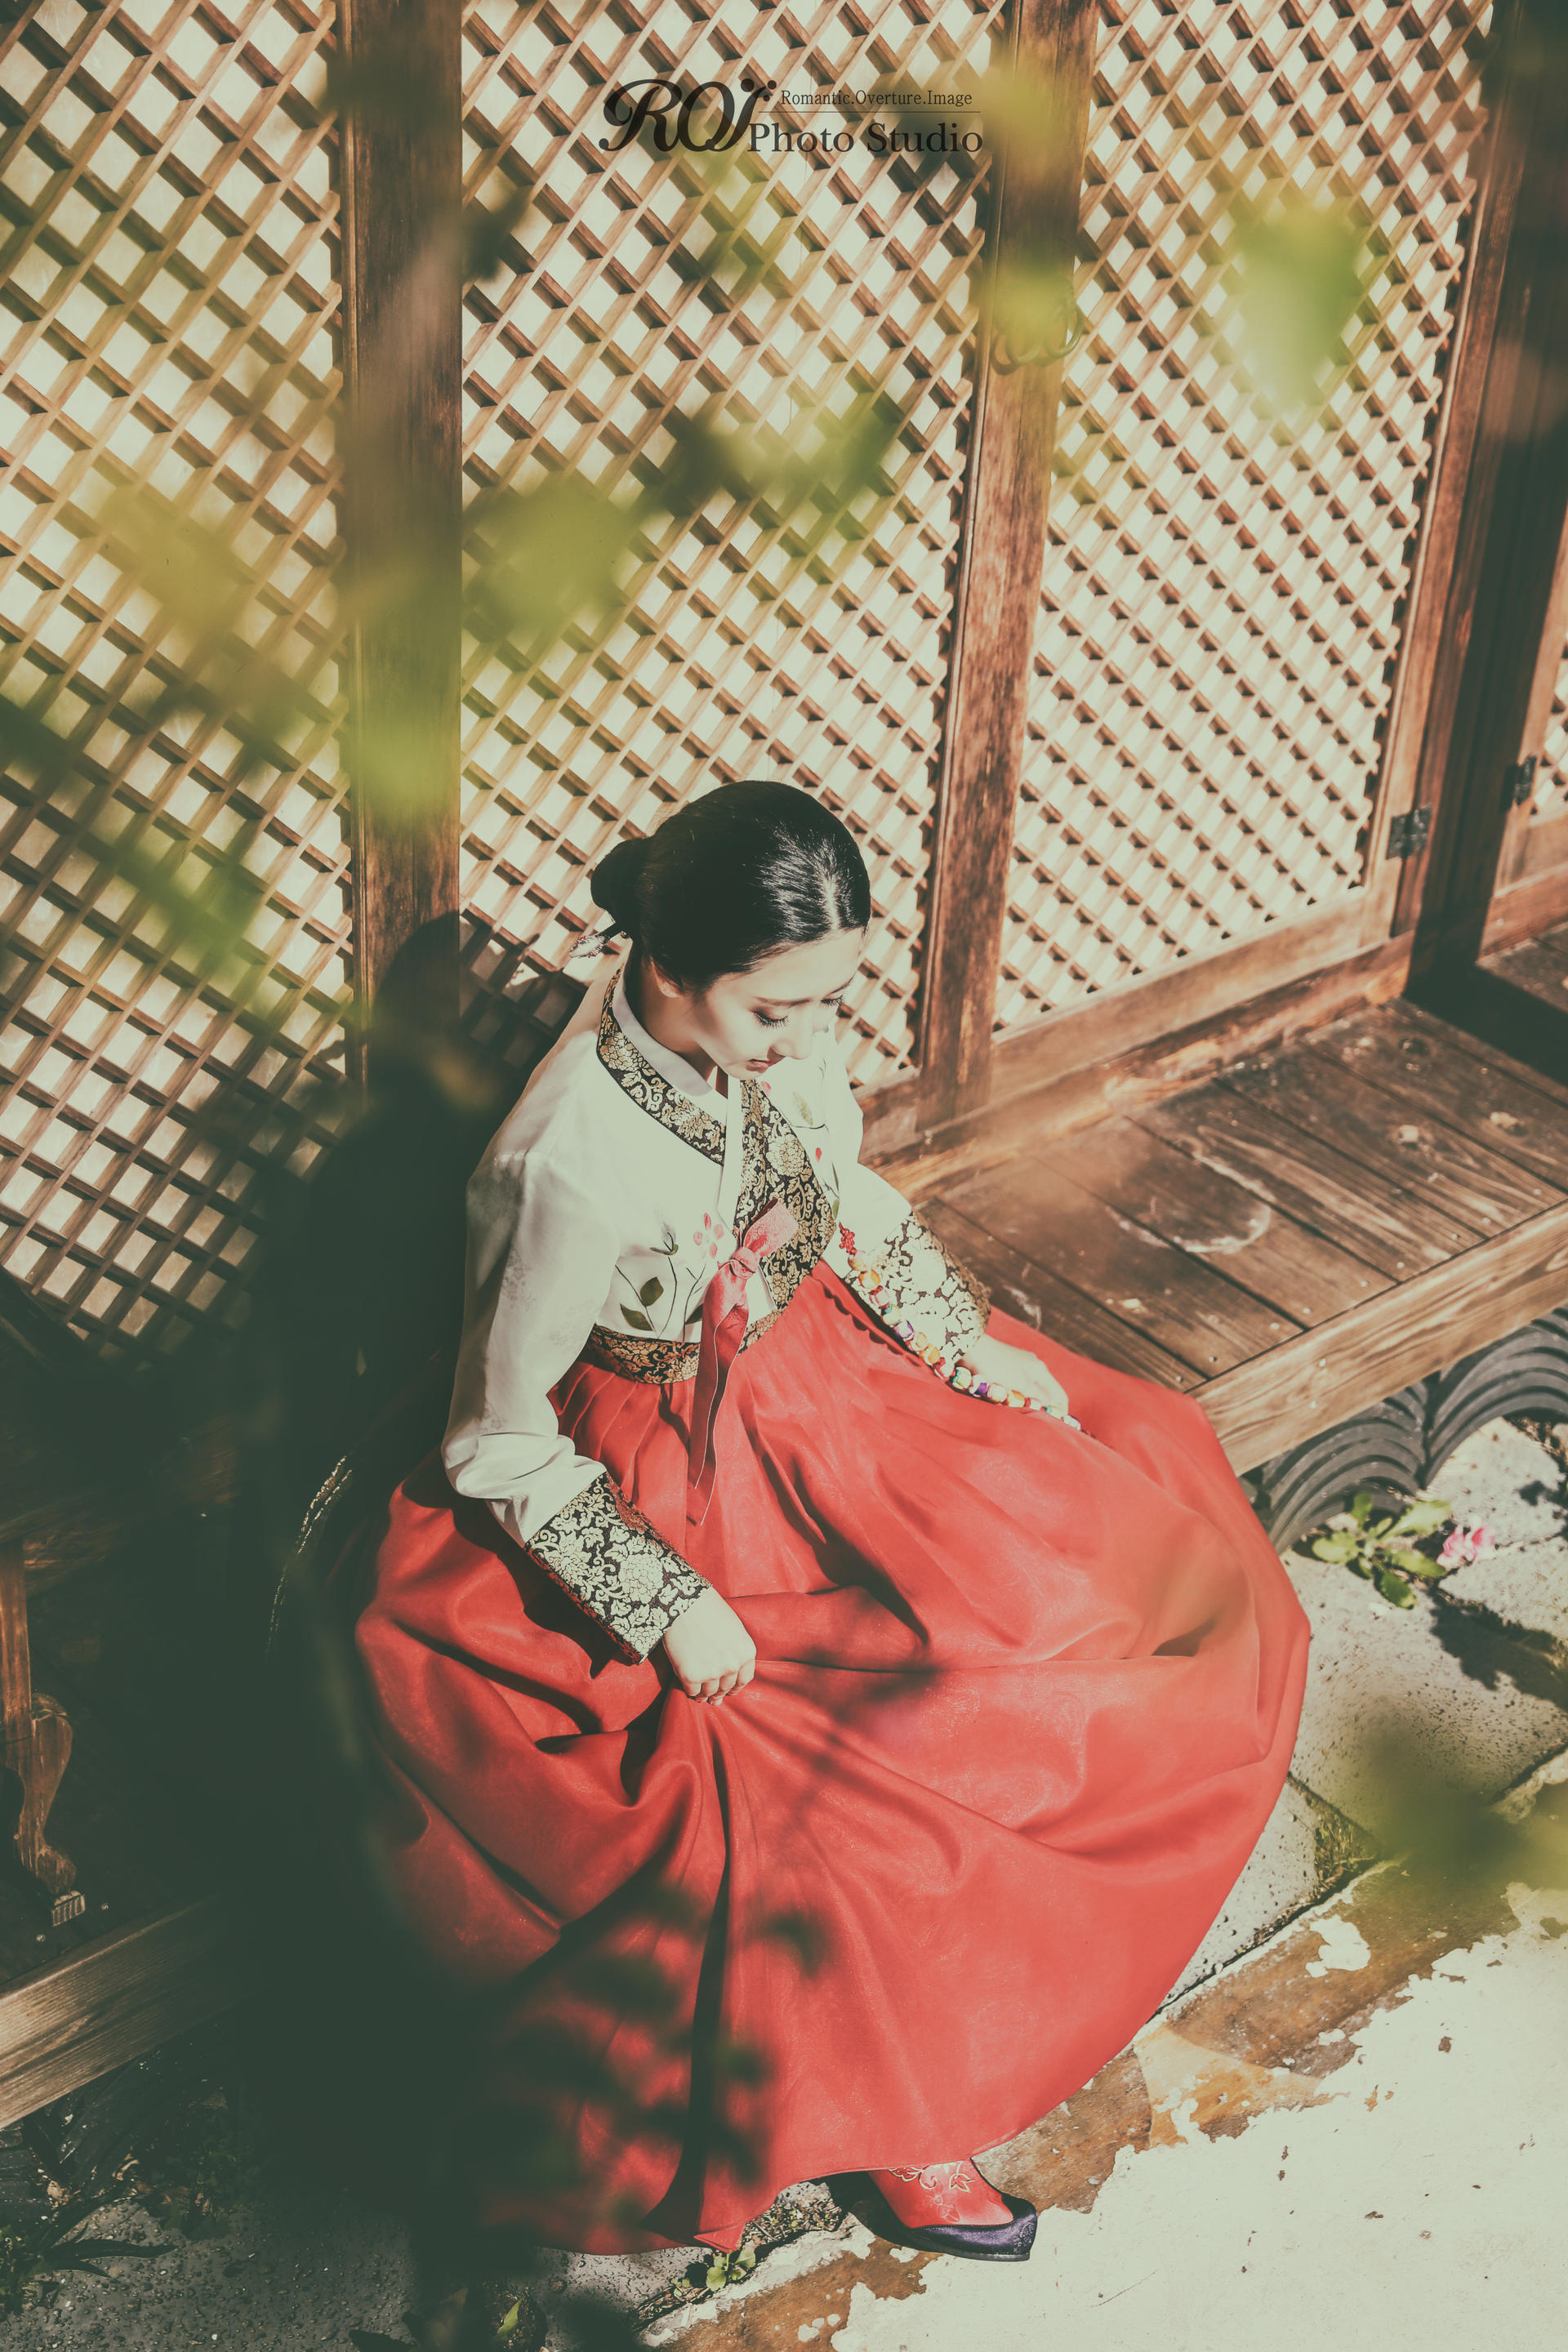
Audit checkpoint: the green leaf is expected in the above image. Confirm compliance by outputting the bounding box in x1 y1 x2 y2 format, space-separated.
1311 1533 1359 1563
1376 1567 1416 1607
705 2259 729 2291
638 1276 665 1306
1231 197 1365 411
495 2301 522 2342
620 1307 653 1330
1385 1547 1431 1575
1350 1490 1375 1526
1388 1500 1449 1539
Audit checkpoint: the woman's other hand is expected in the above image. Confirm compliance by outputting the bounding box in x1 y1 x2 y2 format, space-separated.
957 1334 1074 1421
662 1586 756 1704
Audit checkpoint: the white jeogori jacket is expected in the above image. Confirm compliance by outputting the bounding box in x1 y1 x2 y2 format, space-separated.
442 952 992 1658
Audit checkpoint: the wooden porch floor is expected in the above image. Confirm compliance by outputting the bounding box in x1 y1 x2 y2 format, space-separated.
917 999 1568 1473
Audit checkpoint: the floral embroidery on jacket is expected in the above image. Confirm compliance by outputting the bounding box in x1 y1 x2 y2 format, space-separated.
729 1080 838 1313
524 1472 707 1659
837 1206 991 1384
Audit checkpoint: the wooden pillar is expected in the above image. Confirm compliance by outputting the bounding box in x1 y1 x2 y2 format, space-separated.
338 0 463 1075
915 0 1098 1132
1396 0 1568 997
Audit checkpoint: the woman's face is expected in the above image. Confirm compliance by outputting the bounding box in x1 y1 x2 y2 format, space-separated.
649 927 866 1082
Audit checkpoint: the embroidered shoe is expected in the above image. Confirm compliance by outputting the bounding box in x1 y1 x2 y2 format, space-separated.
860 2158 1037 2262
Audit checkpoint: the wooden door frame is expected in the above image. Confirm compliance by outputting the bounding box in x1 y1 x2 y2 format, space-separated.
880 0 1568 1161
1396 0 1568 1001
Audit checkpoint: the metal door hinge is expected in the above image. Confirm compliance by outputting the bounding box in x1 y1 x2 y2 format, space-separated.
1387 805 1432 858
1505 754 1539 808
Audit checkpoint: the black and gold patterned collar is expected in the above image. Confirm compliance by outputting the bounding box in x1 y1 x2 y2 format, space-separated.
594 978 838 1303
595 982 728 1165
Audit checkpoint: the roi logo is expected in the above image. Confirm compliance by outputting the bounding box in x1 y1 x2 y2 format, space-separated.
599 75 777 154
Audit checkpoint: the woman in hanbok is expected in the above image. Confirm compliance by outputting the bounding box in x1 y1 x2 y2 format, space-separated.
350 780 1311 2264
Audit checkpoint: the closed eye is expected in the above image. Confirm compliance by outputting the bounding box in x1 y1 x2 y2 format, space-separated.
754 996 845 1028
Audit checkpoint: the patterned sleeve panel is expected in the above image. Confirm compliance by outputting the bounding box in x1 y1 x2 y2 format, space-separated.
835 1202 993 1384
814 1032 992 1386
525 1472 708 1662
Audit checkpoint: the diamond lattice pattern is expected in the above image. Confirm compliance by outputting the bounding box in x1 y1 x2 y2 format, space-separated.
1533 626 1568 828
0 0 347 1360
998 0 1493 1030
460 0 1004 1087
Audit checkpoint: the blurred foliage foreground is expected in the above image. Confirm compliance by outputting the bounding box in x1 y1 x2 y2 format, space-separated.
0 27 1490 2330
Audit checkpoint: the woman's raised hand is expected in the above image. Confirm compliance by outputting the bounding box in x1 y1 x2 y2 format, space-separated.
662 1585 756 1705
957 1334 1075 1421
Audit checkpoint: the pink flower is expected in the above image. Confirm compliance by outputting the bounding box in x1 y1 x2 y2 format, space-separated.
1438 1521 1497 1567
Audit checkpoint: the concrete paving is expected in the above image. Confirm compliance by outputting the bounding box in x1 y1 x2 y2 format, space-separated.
659 1864 1568 2352
2 1416 1565 2352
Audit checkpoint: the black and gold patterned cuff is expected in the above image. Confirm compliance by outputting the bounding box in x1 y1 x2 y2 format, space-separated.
837 1205 991 1382
526 1475 708 1661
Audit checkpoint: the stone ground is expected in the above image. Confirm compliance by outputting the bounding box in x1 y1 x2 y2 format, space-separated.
2 1415 1566 2352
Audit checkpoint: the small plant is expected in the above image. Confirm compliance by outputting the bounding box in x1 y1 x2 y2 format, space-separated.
697 2242 757 2292
1308 1490 1494 1606
0 2194 170 2316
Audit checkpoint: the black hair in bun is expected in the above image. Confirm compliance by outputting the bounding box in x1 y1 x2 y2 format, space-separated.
587 834 653 942
586 780 870 991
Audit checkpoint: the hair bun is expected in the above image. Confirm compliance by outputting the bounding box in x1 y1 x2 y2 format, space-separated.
589 835 652 938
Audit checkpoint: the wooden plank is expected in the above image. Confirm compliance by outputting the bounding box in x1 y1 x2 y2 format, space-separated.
1302 1001 1568 1190
916 0 1098 1126
1137 1085 1480 1278
865 916 1406 1169
1034 1120 1391 1329
1394 991 1568 1111
1485 933 1568 1012
1197 1202 1568 1471
339 0 463 1067
1219 1050 1561 1238
1495 499 1568 892
923 1200 1200 1392
1521 810 1568 878
1354 0 1537 944
1481 855 1568 956
941 1160 1299 1377
1446 957 1568 1085
0 1895 260 2132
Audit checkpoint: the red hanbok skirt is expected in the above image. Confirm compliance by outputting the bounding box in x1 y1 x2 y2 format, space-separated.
347 1258 1310 2253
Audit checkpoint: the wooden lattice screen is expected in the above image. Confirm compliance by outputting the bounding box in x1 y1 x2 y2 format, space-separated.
1535 628 1568 827
997 0 1493 1031
0 0 347 1361
457 0 1007 1091
3 0 1561 1370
